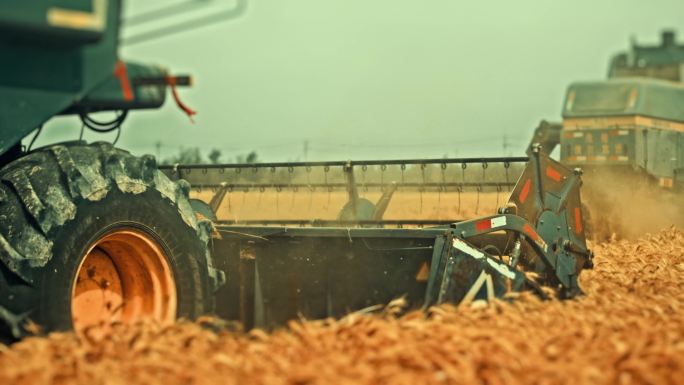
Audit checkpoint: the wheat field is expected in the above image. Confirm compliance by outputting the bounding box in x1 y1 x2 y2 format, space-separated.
1 228 682 385
191 190 509 223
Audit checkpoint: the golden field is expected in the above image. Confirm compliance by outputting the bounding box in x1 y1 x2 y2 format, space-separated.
1 228 682 385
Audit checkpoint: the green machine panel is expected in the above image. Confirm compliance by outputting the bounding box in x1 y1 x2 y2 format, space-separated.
0 0 106 44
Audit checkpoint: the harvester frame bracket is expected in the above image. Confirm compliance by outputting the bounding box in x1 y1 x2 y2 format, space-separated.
422 232 527 308
507 145 589 295
422 231 453 308
449 214 575 289
428 146 591 297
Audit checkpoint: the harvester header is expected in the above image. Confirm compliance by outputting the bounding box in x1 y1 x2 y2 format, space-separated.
159 147 591 329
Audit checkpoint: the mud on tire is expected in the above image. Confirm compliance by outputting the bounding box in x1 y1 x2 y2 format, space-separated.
0 142 221 340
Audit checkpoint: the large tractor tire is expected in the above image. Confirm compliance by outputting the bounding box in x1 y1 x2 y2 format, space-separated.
0 142 221 340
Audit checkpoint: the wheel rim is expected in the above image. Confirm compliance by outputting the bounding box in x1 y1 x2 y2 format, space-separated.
71 228 177 333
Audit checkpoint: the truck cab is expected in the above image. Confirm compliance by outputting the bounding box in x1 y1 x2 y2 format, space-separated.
560 78 684 189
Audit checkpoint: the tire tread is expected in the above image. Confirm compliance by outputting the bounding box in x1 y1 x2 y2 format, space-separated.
0 142 214 339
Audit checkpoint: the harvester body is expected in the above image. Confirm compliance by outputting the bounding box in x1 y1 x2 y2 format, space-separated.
0 1 592 339
0 0 170 160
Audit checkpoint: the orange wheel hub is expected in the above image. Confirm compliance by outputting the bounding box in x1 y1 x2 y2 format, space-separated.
71 229 177 333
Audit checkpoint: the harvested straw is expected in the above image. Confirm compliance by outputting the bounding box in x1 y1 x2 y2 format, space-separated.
1 228 682 385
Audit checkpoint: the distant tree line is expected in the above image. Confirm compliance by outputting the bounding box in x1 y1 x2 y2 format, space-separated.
161 148 259 165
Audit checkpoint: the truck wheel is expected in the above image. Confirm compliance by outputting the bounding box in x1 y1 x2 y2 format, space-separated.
0 142 219 339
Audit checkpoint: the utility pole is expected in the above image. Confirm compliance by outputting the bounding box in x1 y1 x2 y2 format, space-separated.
155 141 161 160
502 134 510 156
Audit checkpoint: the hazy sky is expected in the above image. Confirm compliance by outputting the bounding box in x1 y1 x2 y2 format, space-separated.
38 0 684 162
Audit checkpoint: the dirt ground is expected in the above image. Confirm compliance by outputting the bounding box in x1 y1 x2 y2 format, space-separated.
1 227 682 385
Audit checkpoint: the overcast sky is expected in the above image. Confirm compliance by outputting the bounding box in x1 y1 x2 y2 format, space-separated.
38 0 684 162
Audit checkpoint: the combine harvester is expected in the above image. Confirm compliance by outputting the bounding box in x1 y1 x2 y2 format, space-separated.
529 31 684 236
0 1 592 340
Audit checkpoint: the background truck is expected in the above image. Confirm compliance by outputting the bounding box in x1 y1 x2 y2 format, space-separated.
529 31 684 237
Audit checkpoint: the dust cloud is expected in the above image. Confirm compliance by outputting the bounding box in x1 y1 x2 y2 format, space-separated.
581 168 683 240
